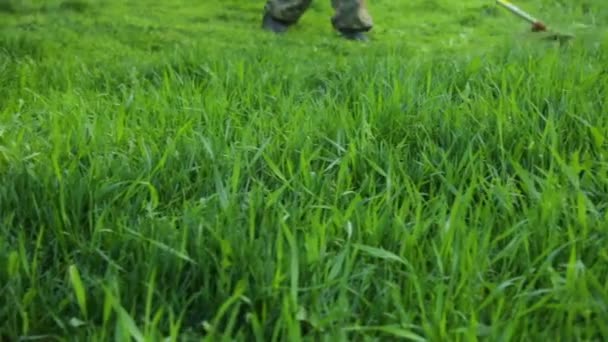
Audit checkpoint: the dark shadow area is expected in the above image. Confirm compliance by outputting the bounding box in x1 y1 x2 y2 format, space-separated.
0 34 44 61
58 0 89 13
478 4 500 17
0 1 16 13
0 0 89 15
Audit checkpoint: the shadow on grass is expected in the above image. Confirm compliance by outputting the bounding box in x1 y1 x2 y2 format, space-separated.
0 34 44 60
0 1 16 13
0 0 89 14
58 0 89 13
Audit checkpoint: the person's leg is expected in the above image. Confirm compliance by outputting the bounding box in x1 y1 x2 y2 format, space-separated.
330 0 373 40
262 0 313 33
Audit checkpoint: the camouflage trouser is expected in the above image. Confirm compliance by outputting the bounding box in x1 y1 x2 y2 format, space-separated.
264 0 373 31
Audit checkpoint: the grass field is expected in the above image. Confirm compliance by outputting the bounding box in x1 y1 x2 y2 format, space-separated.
1 0 608 340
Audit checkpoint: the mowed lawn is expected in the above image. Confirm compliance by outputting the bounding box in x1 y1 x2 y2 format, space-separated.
1 0 608 340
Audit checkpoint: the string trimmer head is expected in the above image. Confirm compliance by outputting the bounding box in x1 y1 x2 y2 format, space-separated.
496 0 574 43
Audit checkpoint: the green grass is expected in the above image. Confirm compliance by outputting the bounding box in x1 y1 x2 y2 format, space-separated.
1 0 608 340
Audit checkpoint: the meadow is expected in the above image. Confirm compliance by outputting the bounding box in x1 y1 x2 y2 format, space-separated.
1 0 608 340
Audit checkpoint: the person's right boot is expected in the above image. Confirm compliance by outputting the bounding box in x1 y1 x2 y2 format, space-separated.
262 12 292 34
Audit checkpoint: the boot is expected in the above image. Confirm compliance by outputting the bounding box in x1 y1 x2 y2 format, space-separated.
262 12 292 34
338 28 369 42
